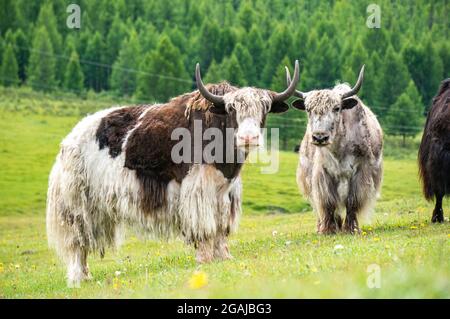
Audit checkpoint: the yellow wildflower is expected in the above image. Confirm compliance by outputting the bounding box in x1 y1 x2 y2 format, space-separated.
410 226 418 230
0 263 3 273
188 271 208 289
373 237 380 242
113 277 120 290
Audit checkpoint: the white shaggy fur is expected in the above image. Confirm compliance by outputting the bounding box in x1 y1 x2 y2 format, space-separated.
46 107 241 287
297 84 383 234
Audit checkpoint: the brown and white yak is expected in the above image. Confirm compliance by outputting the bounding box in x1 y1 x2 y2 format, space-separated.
46 61 299 286
418 78 450 223
286 66 383 234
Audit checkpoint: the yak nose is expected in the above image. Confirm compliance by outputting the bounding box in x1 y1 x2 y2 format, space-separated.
237 134 259 144
312 132 330 145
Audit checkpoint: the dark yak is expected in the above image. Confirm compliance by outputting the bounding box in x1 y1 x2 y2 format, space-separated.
418 78 450 223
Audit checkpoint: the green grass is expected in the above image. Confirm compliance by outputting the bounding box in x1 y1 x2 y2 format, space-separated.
0 91 449 298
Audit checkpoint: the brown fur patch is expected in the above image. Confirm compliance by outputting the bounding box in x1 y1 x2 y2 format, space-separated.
124 83 244 213
96 105 147 158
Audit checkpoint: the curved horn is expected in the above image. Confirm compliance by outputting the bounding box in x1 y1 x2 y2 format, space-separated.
285 66 306 99
342 65 365 99
273 60 300 102
195 63 224 105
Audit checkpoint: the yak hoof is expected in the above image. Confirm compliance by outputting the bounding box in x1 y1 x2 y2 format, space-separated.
432 208 444 223
343 224 360 235
431 213 444 223
196 253 214 264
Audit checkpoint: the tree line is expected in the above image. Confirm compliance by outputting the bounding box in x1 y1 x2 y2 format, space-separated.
0 0 448 148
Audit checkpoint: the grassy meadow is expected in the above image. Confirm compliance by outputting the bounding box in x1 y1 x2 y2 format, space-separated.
0 88 449 298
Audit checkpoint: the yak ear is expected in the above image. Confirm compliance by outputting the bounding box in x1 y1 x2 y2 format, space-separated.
342 97 358 110
208 103 227 114
291 98 306 111
270 101 289 113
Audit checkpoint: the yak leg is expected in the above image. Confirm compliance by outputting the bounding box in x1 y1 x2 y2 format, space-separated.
343 206 360 234
335 214 343 230
213 231 233 261
314 172 340 234
195 239 215 263
344 188 361 234
213 186 241 261
67 246 91 288
317 202 340 234
343 169 373 234
432 194 444 223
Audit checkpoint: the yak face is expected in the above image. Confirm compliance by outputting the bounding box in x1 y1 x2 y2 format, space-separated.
286 65 365 147
219 88 289 149
293 87 358 147
195 61 300 150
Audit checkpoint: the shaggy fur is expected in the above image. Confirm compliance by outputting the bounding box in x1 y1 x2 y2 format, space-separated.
418 78 450 223
47 82 288 286
296 84 383 234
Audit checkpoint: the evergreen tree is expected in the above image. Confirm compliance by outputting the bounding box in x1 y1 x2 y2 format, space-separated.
105 14 128 68
63 50 84 93
205 59 225 84
385 81 423 145
438 41 450 79
83 32 106 91
218 28 237 64
233 43 254 84
198 20 221 69
262 24 293 86
13 29 28 83
377 46 410 121
363 52 382 113
247 26 264 85
403 37 443 109
0 44 19 86
238 0 255 32
270 56 292 92
15 0 41 33
0 35 3 66
27 27 56 91
137 22 159 53
341 38 369 86
224 54 246 87
362 28 389 55
35 2 63 84
0 0 17 32
136 35 189 102
110 30 141 96
98 0 116 36
302 34 339 90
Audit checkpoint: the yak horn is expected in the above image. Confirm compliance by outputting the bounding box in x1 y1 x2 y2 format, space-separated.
342 65 365 99
195 63 225 105
285 65 306 99
273 60 300 102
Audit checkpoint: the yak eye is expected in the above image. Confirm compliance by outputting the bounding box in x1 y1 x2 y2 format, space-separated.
333 106 340 112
